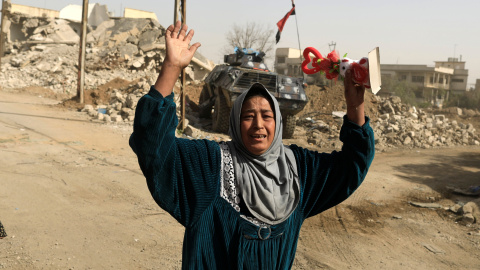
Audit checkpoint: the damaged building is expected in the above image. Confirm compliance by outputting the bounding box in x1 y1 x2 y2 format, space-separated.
0 2 215 94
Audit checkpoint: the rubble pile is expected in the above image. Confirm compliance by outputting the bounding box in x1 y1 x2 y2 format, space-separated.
373 96 480 149
0 15 213 95
80 77 152 123
300 95 479 151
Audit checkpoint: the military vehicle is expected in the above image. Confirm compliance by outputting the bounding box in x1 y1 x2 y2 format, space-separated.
199 48 308 139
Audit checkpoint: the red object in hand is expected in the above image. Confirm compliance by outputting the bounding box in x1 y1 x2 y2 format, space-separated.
302 46 370 88
301 47 322 74
351 62 369 87
301 47 340 80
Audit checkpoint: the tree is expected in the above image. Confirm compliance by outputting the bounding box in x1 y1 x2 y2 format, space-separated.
382 76 418 105
224 22 275 59
446 89 480 110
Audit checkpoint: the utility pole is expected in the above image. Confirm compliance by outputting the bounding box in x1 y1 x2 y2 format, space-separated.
0 0 11 68
328 41 336 52
77 0 88 104
174 0 187 131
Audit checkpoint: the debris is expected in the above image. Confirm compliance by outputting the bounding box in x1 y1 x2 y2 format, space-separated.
447 186 480 197
0 14 214 95
467 230 480 236
448 204 463 214
422 243 445 254
461 201 479 224
409 202 443 209
332 111 346 118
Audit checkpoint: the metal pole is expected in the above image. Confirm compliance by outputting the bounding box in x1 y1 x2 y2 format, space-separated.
292 2 303 79
174 0 187 131
0 0 11 68
77 0 88 103
180 0 187 131
174 0 179 23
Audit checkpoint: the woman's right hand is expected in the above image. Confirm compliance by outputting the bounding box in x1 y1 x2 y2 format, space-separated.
164 21 201 70
154 21 201 97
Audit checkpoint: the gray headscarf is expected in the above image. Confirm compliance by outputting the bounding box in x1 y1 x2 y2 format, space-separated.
226 83 300 225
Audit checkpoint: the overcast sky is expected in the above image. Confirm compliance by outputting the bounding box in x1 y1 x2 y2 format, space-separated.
8 0 480 87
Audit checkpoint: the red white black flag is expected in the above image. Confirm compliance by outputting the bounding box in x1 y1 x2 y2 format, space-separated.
276 5 296 44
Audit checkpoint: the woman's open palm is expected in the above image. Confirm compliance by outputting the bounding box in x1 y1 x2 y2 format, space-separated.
165 21 201 70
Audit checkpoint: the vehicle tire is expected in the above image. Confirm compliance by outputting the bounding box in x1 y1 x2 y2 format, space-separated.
198 85 213 118
282 114 296 139
212 93 230 134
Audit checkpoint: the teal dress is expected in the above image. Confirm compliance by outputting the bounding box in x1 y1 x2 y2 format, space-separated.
130 87 375 269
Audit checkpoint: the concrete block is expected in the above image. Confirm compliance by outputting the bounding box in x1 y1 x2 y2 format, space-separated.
390 96 402 104
113 115 123 122
82 105 94 112
434 115 445 121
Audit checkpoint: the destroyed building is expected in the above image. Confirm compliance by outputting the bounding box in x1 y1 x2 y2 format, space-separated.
0 2 215 94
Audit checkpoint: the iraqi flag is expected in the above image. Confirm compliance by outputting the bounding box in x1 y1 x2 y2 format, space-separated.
276 5 295 44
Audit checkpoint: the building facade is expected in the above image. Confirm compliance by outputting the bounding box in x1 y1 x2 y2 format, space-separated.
274 48 302 77
381 58 469 105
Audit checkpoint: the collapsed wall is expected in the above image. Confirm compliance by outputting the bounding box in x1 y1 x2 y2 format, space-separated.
0 14 214 95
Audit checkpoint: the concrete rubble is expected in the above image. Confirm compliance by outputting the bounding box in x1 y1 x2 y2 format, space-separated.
448 199 480 225
300 95 480 151
0 14 214 95
372 96 480 150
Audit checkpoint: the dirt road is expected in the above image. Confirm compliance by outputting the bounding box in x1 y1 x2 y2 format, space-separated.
1 90 479 269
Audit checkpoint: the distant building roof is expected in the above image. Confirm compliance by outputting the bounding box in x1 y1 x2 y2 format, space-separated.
124 8 158 22
381 64 434 72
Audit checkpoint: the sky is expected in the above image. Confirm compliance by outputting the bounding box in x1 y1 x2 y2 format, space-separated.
8 0 480 87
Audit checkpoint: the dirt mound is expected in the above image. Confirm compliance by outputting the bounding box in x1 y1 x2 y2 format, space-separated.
58 77 139 110
299 84 379 123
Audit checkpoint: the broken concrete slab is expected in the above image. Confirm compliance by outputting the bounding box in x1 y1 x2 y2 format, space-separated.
29 19 79 43
88 19 115 42
118 43 138 60
138 28 164 52
409 202 443 209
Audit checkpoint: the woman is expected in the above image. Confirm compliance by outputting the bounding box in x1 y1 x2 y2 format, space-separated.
130 21 374 269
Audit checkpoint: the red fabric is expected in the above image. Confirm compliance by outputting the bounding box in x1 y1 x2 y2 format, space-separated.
277 7 295 32
326 51 339 63
351 62 370 87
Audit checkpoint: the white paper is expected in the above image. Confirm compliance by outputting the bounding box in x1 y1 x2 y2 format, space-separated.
368 47 381 94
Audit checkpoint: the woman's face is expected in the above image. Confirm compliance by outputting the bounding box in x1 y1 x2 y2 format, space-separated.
240 96 276 155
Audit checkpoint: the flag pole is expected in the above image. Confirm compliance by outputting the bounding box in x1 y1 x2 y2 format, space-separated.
292 1 304 80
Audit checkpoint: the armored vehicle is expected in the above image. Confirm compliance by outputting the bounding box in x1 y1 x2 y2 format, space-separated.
199 48 308 139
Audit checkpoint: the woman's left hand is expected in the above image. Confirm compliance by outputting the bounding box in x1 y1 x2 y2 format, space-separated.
344 69 366 126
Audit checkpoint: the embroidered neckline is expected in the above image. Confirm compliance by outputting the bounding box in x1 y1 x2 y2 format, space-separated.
219 142 267 227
